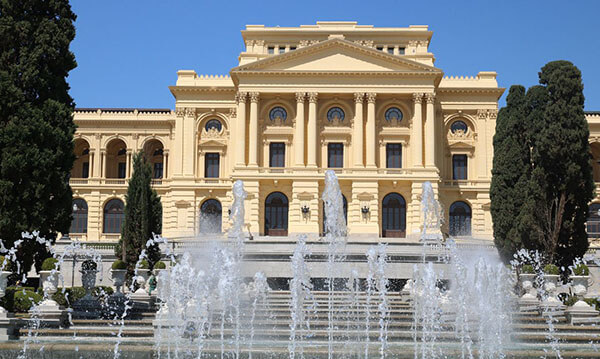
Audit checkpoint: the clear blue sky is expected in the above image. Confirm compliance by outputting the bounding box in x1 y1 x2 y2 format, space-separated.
69 0 600 110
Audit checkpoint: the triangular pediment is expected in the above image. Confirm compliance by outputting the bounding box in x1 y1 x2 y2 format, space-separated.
231 39 441 74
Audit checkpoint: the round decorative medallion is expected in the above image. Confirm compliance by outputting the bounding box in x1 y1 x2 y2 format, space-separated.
385 107 403 123
450 120 468 134
327 107 345 122
269 106 287 122
205 119 222 132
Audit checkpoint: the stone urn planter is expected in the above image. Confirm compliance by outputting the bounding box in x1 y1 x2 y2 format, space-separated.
570 276 589 297
134 269 150 294
72 263 102 319
81 269 98 299
518 273 538 307
0 271 11 316
110 269 127 295
39 271 59 297
541 274 563 309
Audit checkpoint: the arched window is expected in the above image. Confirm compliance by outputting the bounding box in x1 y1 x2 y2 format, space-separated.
70 198 88 234
199 199 222 234
385 107 403 123
269 107 287 122
205 119 222 132
322 195 348 235
449 201 471 236
264 192 289 236
382 193 406 238
103 198 124 234
587 203 600 239
450 120 468 134
327 107 345 123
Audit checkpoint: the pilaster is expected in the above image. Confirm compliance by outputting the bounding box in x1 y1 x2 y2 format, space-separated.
411 93 424 168
248 92 260 167
365 93 377 168
307 92 318 168
353 92 364 167
424 92 436 168
294 92 306 167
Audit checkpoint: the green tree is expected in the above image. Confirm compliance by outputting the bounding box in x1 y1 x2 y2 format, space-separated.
0 0 77 275
490 86 531 262
491 61 594 266
525 61 594 266
115 152 162 274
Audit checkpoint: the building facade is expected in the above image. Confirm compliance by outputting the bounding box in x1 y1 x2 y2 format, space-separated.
66 22 600 246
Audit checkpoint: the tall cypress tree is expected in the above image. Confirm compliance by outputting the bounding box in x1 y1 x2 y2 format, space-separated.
490 86 531 262
116 152 162 274
526 61 594 266
0 1 77 274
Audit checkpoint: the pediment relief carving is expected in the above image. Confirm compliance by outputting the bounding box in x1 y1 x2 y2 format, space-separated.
447 128 476 142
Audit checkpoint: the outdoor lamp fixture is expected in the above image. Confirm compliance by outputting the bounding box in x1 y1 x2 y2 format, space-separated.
301 205 310 214
361 205 370 218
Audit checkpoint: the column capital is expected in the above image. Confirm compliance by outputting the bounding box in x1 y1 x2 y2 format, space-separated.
425 92 436 104
366 93 377 103
249 92 260 103
177 107 195 118
307 92 318 103
412 93 424 103
235 91 248 104
354 92 365 103
295 92 306 102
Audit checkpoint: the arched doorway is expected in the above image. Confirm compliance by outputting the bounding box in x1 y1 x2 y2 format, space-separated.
103 198 124 233
449 201 472 236
587 203 600 240
382 193 406 238
264 192 289 236
72 139 90 178
70 198 88 234
105 139 127 179
199 199 222 234
322 195 348 236
143 139 165 179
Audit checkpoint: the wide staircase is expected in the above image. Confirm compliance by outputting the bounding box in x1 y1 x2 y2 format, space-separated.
13 291 600 358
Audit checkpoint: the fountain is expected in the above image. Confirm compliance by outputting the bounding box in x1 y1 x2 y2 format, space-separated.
0 174 599 358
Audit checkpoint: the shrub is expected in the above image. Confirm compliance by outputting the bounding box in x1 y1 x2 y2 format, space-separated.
583 298 600 311
13 290 42 312
153 261 166 270
81 260 97 271
111 260 127 270
562 294 579 307
572 263 589 276
51 286 114 308
521 264 534 274
138 259 149 269
543 264 560 275
41 257 59 271
0 256 15 272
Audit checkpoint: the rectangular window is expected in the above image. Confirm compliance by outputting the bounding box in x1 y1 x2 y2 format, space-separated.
205 153 220 178
278 47 285 54
267 46 275 54
82 162 89 178
386 143 402 168
452 154 468 180
153 162 163 179
269 142 285 168
387 47 394 54
376 46 384 51
117 162 126 178
290 46 296 51
328 143 344 168
398 47 406 55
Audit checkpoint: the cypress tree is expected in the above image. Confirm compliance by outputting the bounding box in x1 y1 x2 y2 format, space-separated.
116 152 162 274
526 61 594 267
0 1 77 274
490 86 531 262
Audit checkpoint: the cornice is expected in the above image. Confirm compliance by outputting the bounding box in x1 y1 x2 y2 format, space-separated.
231 70 442 77
169 85 235 93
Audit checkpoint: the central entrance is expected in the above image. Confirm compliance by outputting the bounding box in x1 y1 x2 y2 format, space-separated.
381 193 406 238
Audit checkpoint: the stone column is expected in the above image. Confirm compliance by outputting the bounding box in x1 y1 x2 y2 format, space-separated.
425 92 436 168
248 92 260 167
294 92 306 167
366 93 377 168
411 93 424 167
163 150 169 178
182 108 196 177
307 92 318 168
126 150 132 178
89 150 95 178
100 150 106 178
353 92 364 167
235 92 247 167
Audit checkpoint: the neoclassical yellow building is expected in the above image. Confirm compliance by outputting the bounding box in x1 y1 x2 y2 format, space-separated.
65 22 600 245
